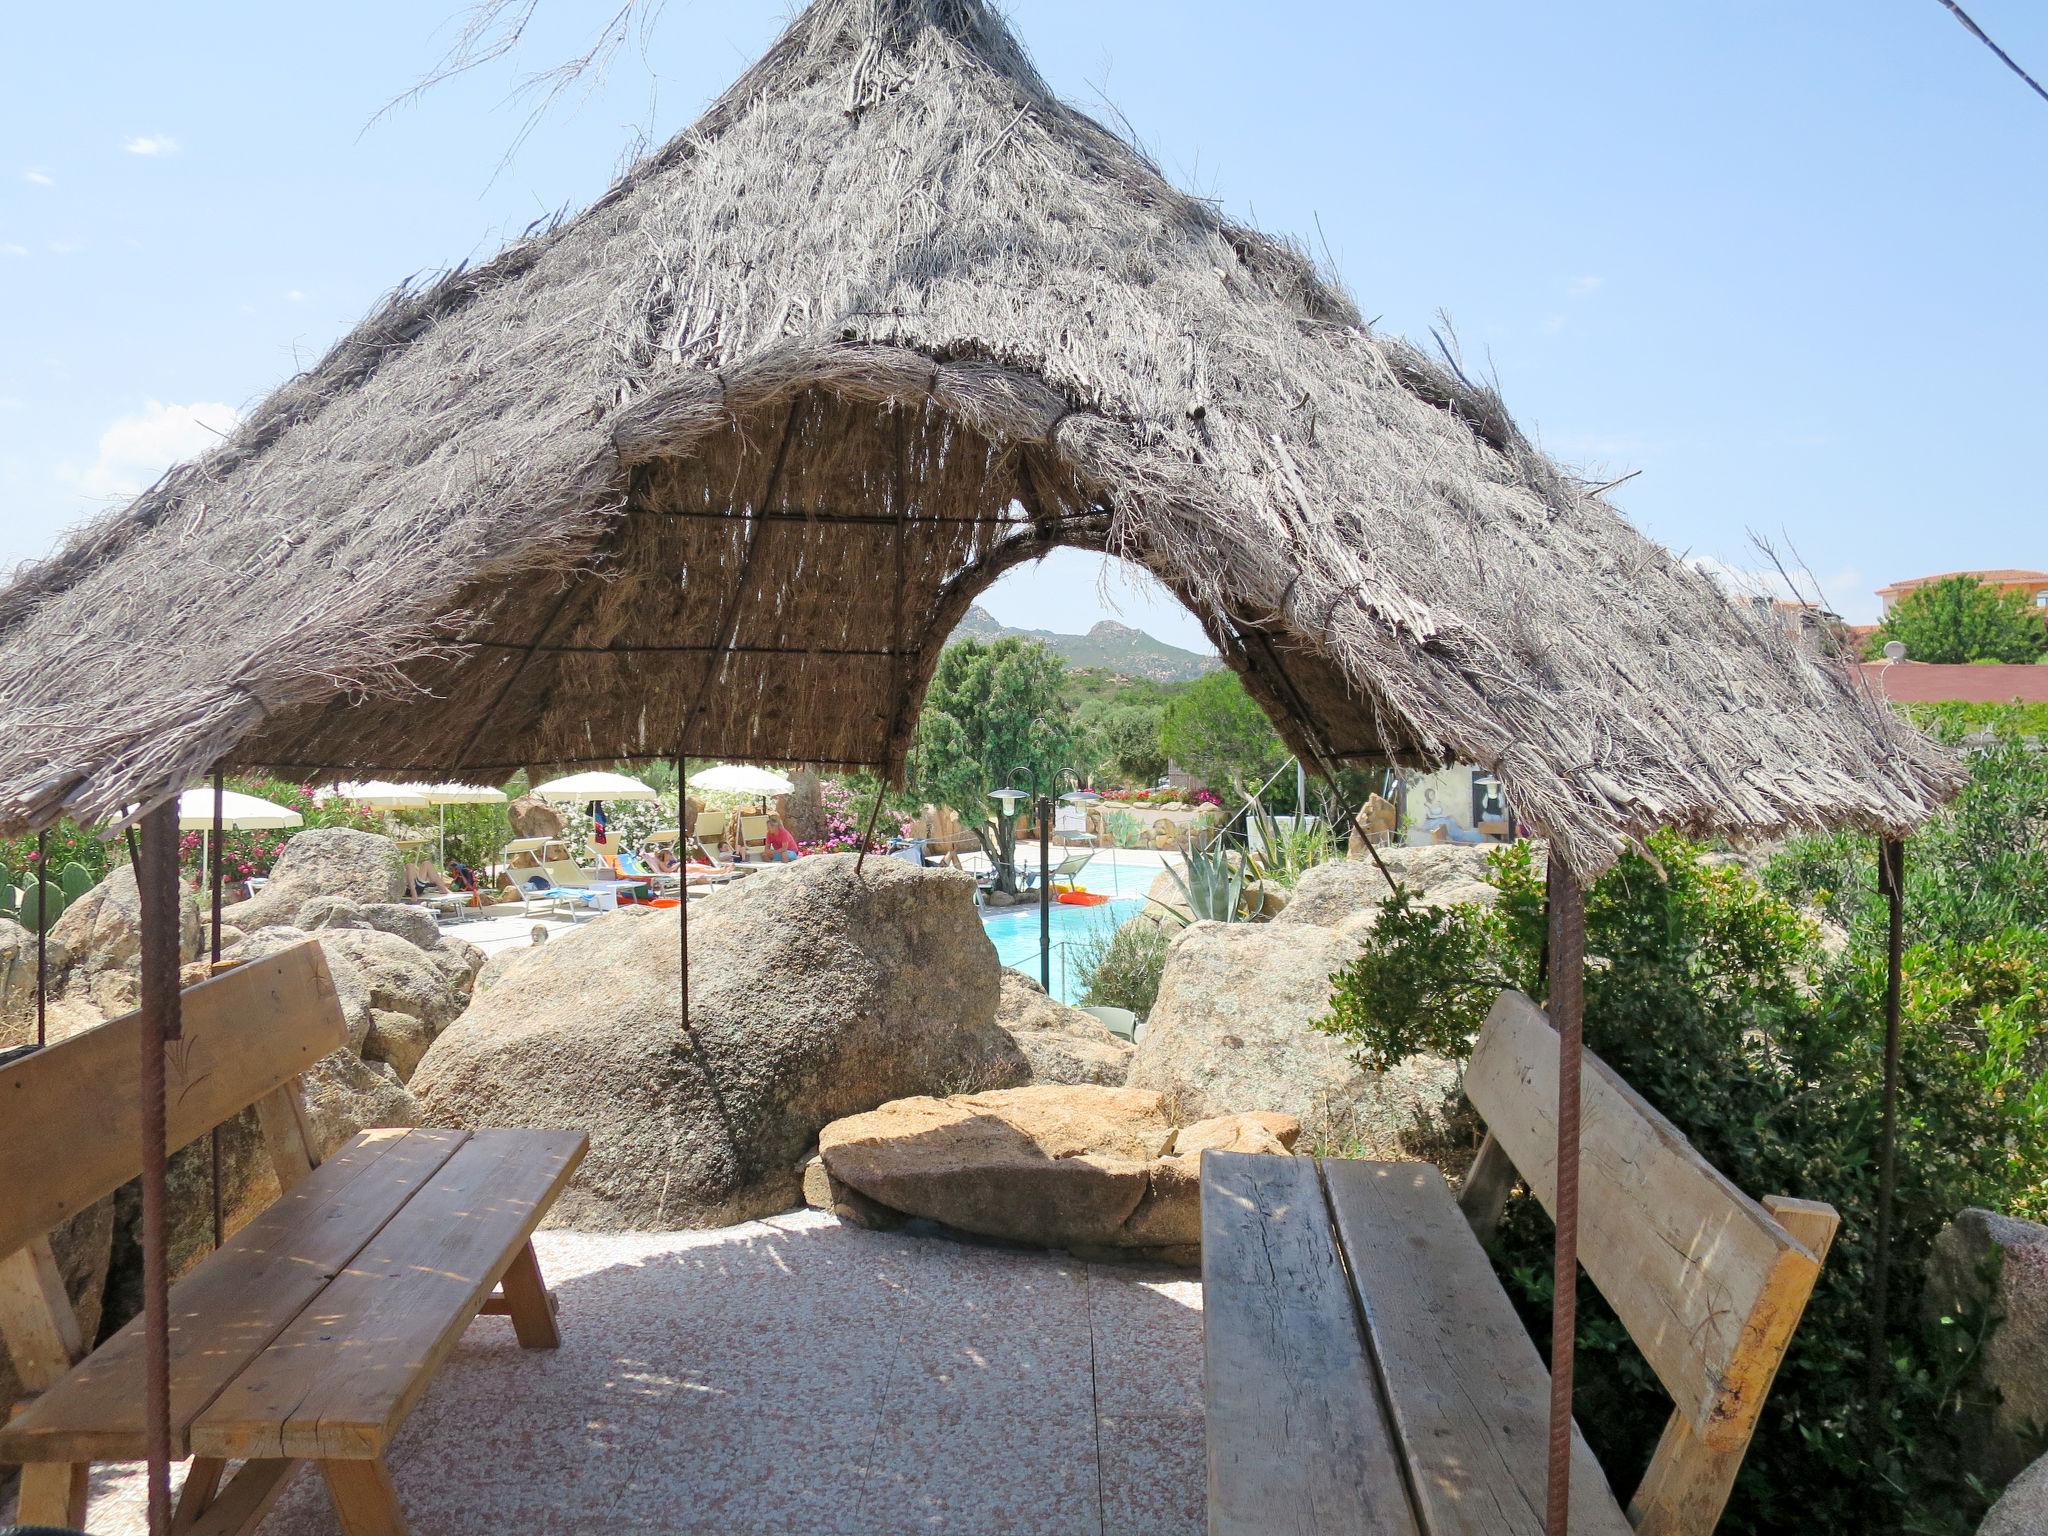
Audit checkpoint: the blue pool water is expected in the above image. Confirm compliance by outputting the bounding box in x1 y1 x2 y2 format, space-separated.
980 855 1158 1004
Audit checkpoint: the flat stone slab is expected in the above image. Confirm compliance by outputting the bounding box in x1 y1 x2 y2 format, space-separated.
14 1211 1204 1536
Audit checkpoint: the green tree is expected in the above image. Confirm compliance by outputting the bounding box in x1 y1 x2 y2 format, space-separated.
1867 575 2047 664
911 638 1075 892
1090 703 1168 786
1158 669 1285 791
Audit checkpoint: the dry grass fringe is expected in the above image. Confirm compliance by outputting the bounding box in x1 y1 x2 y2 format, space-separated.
0 0 1960 877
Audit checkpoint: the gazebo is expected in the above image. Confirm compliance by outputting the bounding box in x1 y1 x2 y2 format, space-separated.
0 2 1959 1532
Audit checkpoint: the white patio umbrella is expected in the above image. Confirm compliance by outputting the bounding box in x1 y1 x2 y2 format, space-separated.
531 771 660 802
333 780 432 809
178 787 303 950
687 763 795 810
394 782 509 868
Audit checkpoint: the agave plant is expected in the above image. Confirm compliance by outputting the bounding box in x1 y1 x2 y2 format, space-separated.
1154 834 1259 923
1245 799 1338 890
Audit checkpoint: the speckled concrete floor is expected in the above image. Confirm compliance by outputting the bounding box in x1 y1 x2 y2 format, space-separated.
26 1211 1206 1535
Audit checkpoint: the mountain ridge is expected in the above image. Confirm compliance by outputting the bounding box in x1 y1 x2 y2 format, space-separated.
952 604 1218 682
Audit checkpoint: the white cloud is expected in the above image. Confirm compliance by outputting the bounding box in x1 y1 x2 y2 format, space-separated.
0 243 26 258
122 135 179 157
46 238 81 255
284 289 306 303
67 400 240 501
1569 274 1604 296
24 169 54 186
1540 314 1568 336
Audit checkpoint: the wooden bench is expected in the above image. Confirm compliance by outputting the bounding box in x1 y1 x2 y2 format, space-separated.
0 940 588 1535
1202 990 1840 1536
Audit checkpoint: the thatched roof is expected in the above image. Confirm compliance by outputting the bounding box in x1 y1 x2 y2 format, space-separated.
0 0 1958 876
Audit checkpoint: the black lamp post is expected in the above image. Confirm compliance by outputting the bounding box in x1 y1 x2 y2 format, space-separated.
991 775 1100 993
989 781 1053 989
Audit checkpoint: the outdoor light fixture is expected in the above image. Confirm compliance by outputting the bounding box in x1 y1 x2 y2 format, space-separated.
989 786 1030 815
1059 789 1101 804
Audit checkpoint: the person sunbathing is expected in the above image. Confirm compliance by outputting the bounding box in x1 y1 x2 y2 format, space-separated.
404 858 452 898
648 844 681 874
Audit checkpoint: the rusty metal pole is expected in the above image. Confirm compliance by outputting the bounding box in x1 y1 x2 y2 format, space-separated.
1867 836 1907 1408
1544 857 1587 1535
34 827 47 1048
138 800 183 1536
210 770 226 1249
677 752 690 1040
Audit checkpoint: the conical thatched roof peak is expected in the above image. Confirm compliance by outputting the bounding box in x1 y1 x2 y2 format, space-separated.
0 0 1957 874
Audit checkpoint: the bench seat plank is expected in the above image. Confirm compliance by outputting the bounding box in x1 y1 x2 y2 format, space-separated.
1323 1159 1633 1536
1202 1150 1421 1536
191 1128 587 1461
0 1127 468 1464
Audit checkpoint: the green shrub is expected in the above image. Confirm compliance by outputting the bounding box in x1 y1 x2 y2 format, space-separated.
1074 916 1171 1020
1318 826 2048 1534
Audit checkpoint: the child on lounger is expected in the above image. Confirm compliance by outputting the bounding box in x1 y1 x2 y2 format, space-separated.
762 816 800 862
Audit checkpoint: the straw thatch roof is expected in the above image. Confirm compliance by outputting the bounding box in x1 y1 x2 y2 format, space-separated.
0 0 1958 876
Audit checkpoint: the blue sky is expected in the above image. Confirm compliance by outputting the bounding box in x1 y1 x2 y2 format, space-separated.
3 1 2043 652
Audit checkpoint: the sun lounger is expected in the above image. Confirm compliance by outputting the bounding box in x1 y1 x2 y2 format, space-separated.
1020 851 1094 891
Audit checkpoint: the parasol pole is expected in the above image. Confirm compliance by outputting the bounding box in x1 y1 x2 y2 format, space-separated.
137 800 183 1536
1544 856 1587 1535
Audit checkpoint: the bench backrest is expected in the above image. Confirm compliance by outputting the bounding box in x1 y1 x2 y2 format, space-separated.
1465 990 1839 1534
0 940 345 1262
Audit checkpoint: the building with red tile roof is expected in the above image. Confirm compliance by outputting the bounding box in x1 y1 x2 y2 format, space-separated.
1874 570 2048 615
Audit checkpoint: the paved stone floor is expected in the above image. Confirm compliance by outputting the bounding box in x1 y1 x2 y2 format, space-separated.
32 1211 1206 1535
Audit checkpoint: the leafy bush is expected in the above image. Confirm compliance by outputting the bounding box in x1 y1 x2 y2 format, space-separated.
1865 575 2047 664
1318 825 2048 1533
1074 916 1171 1020
0 819 117 893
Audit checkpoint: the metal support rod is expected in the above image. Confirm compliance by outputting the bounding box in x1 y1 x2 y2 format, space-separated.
138 801 183 1536
1544 858 1587 1536
678 752 690 1041
1868 836 1907 1408
34 827 47 1048
210 771 226 1250
1038 794 1052 992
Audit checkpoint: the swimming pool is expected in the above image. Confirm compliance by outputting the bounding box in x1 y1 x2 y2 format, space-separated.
979 855 1159 1004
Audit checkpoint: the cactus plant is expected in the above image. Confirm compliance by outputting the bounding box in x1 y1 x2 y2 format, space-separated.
59 861 94 904
0 882 18 918
16 882 66 934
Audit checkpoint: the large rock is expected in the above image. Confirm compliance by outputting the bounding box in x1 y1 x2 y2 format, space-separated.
1275 842 1514 929
0 914 67 1025
815 1087 1301 1259
506 795 567 840
1926 1208 2048 1483
47 864 203 1015
1127 920 1457 1153
819 1085 1175 1248
223 829 403 932
411 856 1029 1229
996 971 1132 1086
224 925 470 1073
1981 1453 2048 1536
300 1050 423 1157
